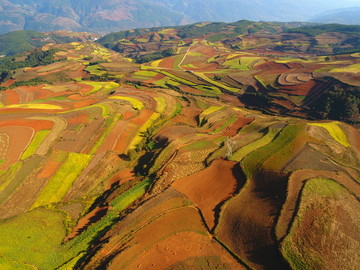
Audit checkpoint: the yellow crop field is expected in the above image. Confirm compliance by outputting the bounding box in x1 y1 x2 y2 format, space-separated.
31 152 92 209
109 96 144 110
127 112 161 151
82 81 119 95
155 96 167 113
193 72 239 92
151 59 163 67
7 104 63 110
199 106 223 124
309 122 350 147
330 63 360 73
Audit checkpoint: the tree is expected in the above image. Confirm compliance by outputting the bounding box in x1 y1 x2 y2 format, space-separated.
225 137 237 159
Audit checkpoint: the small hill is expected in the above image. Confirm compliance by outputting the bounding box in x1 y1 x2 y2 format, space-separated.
0 30 99 56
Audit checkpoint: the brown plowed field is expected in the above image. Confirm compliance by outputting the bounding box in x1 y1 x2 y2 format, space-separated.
172 159 243 230
107 206 208 269
123 231 244 270
98 120 126 153
216 170 289 269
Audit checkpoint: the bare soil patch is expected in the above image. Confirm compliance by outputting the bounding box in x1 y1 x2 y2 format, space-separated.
172 159 243 230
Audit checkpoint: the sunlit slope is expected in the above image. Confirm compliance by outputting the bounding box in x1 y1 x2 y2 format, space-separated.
0 32 358 270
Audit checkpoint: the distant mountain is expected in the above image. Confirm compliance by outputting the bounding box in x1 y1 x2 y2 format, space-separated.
0 0 359 34
311 7 360 25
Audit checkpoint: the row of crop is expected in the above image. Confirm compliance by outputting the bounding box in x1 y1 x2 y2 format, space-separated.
31 152 92 209
241 123 305 178
21 130 50 160
89 113 122 155
231 127 280 162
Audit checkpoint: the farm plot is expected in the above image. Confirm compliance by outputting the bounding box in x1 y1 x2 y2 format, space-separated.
0 126 34 166
31 152 92 209
172 159 242 230
281 178 360 270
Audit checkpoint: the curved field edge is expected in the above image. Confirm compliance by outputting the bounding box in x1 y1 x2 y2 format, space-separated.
280 178 360 270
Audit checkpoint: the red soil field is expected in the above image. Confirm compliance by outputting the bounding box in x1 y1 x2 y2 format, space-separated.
264 61 290 70
97 120 127 153
123 231 244 270
279 80 317 96
64 112 89 125
37 159 62 179
0 126 34 165
0 78 15 87
223 116 254 137
106 168 134 188
106 206 210 269
147 72 165 84
159 57 175 69
1 90 20 105
77 83 95 95
0 118 53 131
172 159 241 230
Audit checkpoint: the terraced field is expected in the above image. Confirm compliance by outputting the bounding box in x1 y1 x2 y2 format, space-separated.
0 25 358 270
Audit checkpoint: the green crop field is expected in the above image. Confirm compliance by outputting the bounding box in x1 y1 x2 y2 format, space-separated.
0 208 67 269
85 64 107 76
241 124 305 178
281 177 358 270
111 179 151 211
231 127 280 162
21 130 50 160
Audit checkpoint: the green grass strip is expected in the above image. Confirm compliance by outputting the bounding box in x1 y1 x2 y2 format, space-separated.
127 112 161 151
111 179 151 211
0 162 22 192
31 152 92 209
199 106 223 124
82 81 119 95
157 71 197 86
241 124 305 178
231 127 279 162
192 72 239 92
281 178 350 270
21 130 50 160
89 114 122 155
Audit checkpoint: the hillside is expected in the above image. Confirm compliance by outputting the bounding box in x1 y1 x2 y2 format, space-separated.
0 22 359 269
0 0 359 34
0 30 99 56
